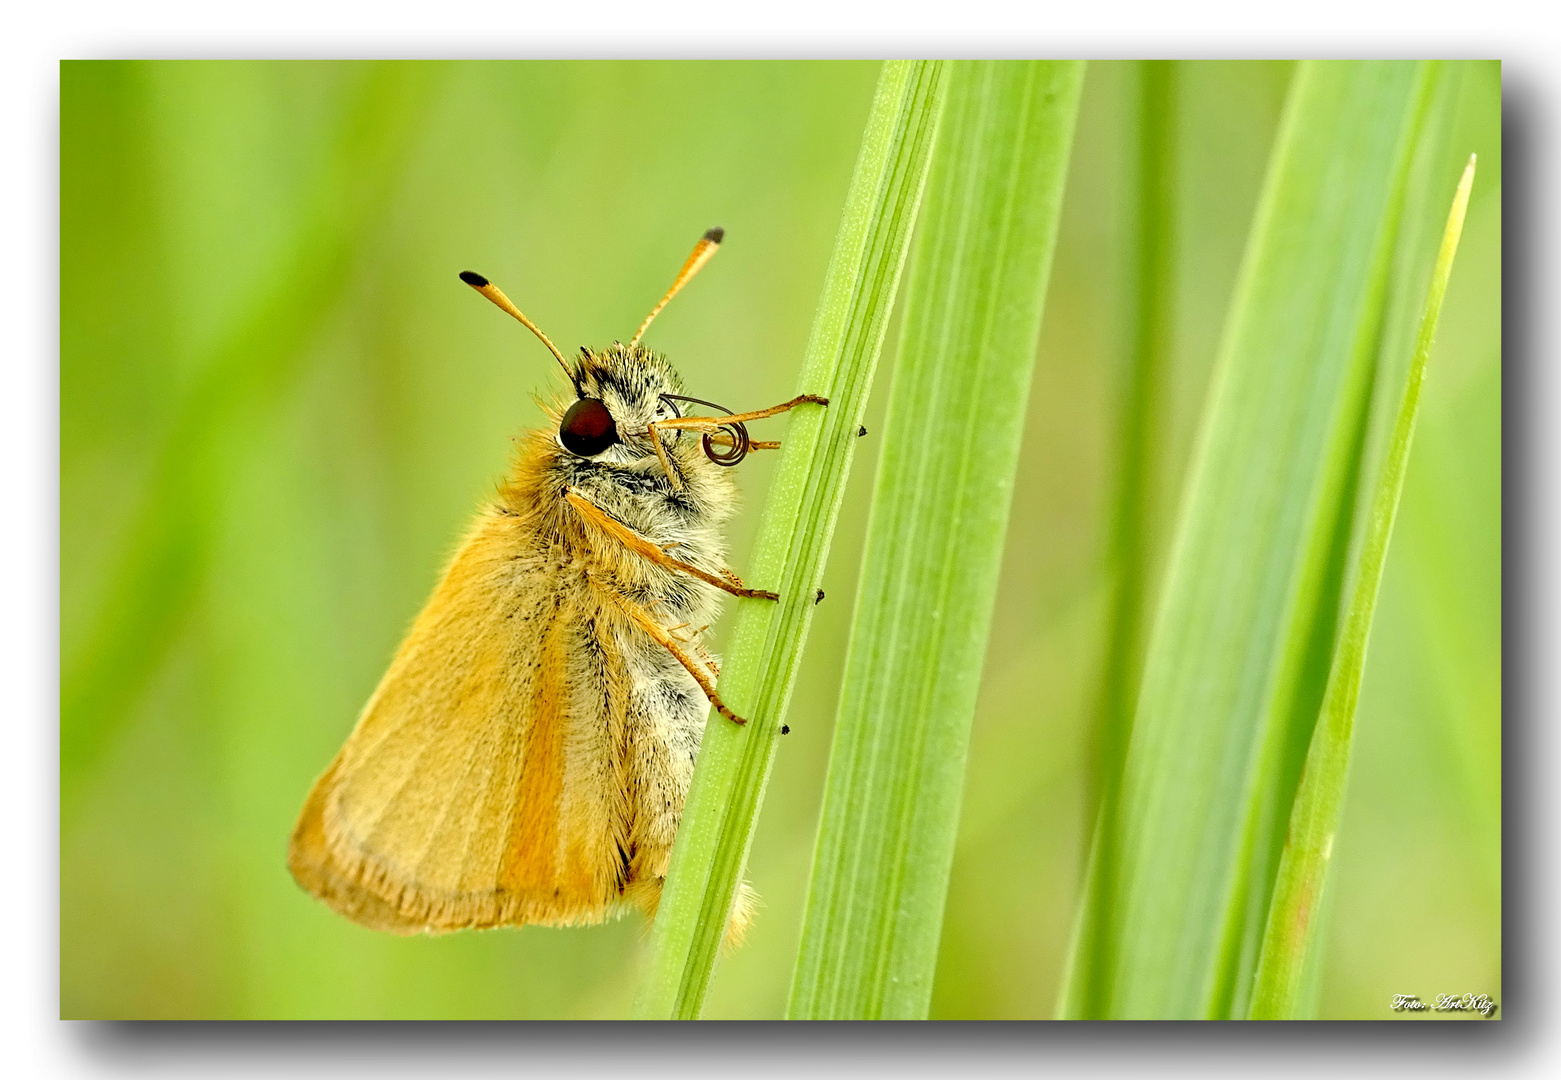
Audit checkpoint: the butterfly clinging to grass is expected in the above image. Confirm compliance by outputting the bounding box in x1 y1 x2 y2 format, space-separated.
288 228 826 943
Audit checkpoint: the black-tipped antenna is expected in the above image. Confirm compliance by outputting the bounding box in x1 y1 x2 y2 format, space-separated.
629 227 724 347
459 271 573 380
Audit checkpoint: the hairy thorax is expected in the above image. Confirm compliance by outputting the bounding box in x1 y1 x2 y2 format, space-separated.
498 419 739 631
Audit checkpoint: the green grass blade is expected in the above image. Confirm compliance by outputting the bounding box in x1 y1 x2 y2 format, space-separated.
631 59 947 1021
1070 61 1438 1018
785 60 1084 1021
1213 62 1471 1020
1248 156 1476 1020
1059 60 1178 1021
1096 59 1178 812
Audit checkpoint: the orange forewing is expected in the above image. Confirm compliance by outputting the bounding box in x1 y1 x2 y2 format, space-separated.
288 508 625 933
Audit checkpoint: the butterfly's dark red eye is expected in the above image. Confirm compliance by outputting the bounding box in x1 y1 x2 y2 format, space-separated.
559 398 618 457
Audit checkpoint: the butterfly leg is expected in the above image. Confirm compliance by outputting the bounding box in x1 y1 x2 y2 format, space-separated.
647 394 827 487
648 394 827 454
594 580 746 726
660 393 830 429
565 487 777 601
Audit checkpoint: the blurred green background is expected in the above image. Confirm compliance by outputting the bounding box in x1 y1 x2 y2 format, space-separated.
60 60 1500 1020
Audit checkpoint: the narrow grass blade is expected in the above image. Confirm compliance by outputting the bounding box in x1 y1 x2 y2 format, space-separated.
1248 156 1476 1020
786 60 1084 1021
1064 61 1439 1019
1059 60 1178 1021
1213 62 1471 1020
632 59 947 1020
